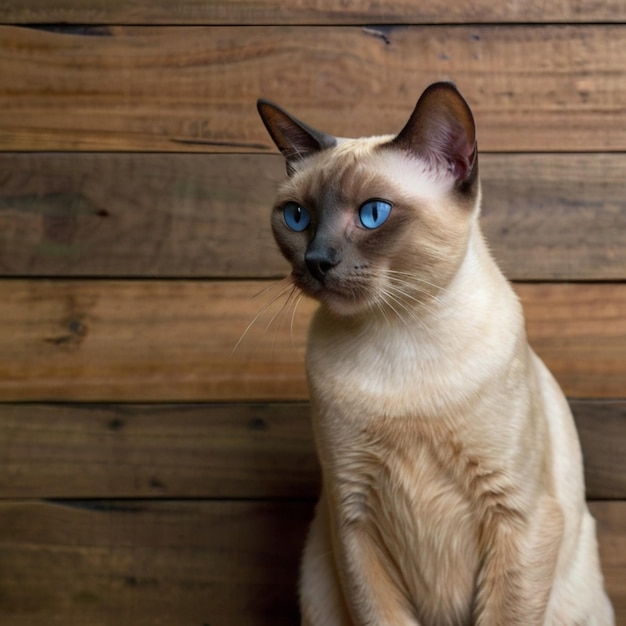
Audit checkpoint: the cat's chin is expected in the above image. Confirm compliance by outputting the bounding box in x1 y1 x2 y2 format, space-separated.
305 285 372 317
293 272 374 317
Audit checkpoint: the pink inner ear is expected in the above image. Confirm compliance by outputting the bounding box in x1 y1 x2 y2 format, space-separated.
392 82 477 184
437 120 476 181
274 118 321 161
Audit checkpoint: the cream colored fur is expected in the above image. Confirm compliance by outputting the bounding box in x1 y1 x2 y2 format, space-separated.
258 85 614 626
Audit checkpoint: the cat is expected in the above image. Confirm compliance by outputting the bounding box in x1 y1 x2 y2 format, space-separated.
257 82 614 626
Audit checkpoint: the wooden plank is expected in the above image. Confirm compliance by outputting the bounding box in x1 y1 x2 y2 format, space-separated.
0 280 623 402
0 279 311 402
0 153 287 278
0 499 623 625
0 401 623 500
3 0 626 25
0 403 318 499
516 283 626 398
1 152 625 280
0 499 311 625
572 401 626 501
2 25 626 152
479 153 626 281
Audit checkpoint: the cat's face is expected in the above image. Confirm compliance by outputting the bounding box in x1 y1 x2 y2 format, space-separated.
259 82 480 318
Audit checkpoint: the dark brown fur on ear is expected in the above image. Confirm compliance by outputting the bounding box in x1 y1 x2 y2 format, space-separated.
257 99 336 175
391 82 477 185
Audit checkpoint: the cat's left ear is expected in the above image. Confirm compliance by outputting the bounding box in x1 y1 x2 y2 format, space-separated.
257 99 336 175
392 82 477 185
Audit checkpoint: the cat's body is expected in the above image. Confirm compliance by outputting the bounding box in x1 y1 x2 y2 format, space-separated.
257 83 614 625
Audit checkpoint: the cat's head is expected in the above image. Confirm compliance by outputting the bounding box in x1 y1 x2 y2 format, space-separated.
257 82 480 318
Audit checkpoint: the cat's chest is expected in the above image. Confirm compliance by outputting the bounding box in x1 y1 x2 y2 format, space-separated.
306 316 523 622
320 414 482 622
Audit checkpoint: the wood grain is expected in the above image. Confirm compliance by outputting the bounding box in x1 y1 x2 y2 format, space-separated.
0 499 310 625
516 283 626 398
2 25 626 152
0 403 318 499
1 152 625 280
572 401 626 500
0 5 623 626
0 153 286 278
0 280 623 402
0 401 622 500
3 0 626 25
0 499 623 625
479 153 626 281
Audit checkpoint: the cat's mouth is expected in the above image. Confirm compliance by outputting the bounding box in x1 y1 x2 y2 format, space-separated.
293 270 372 315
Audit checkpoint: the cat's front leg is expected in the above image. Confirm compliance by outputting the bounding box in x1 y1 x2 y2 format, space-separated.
300 495 354 626
328 498 422 626
334 525 422 625
473 494 564 626
302 490 419 625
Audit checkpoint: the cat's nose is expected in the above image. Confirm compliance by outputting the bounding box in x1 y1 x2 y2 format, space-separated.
305 249 338 282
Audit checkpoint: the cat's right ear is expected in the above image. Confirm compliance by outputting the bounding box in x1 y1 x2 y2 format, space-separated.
257 99 336 175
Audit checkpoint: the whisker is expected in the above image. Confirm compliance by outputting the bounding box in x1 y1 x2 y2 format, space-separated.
383 281 442 317
251 276 292 300
233 277 295 353
385 275 446 311
384 270 445 297
289 290 306 348
378 289 418 333
268 284 300 354
379 279 447 332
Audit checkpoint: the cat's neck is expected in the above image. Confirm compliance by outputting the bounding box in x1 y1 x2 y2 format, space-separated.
306 224 525 420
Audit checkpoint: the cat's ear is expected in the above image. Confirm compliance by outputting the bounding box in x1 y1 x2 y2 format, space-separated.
392 82 477 184
257 99 336 175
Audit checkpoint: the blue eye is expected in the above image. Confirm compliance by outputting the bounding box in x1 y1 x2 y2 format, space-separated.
283 202 311 232
359 199 392 229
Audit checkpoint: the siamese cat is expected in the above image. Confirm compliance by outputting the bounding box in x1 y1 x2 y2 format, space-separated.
257 82 614 625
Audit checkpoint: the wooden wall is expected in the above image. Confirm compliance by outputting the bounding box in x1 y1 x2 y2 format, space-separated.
0 2 625 624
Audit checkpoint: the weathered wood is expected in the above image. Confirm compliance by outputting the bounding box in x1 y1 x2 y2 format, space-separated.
0 499 310 625
1 152 625 280
3 0 626 25
0 403 318 499
2 25 626 152
0 401 623 500
479 153 626 281
0 153 286 278
0 499 623 625
0 279 311 402
572 401 626 500
516 283 626 398
0 280 623 401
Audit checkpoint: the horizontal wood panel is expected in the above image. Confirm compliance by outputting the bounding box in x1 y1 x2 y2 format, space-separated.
3 0 626 25
1 152 625 280
0 499 623 625
0 279 311 402
0 401 623 500
0 403 318 499
516 283 626 398
0 153 285 278
0 280 624 402
0 280 623 401
2 25 626 152
0 499 309 625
